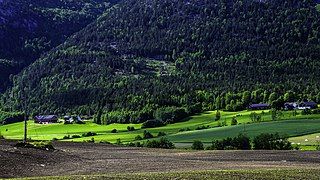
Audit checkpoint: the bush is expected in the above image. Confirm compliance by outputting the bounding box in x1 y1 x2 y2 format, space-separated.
157 132 166 137
135 135 143 140
215 110 221 121
179 128 191 132
191 140 204 150
141 119 165 129
143 130 154 139
63 135 71 139
127 126 135 131
15 141 55 150
116 138 122 145
253 133 292 150
232 133 251 150
87 138 95 143
111 129 118 133
207 134 251 150
71 135 81 138
144 137 175 149
312 109 320 114
195 125 210 130
82 132 97 137
231 117 238 125
217 120 227 127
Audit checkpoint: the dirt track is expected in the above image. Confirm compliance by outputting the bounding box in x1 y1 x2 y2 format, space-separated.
1 140 320 178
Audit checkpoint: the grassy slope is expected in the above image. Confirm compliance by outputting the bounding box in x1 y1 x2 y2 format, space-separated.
167 118 320 143
23 169 320 180
1 110 320 144
289 132 320 145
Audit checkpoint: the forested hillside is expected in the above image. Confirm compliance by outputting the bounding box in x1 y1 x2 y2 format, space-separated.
0 0 120 92
3 0 320 124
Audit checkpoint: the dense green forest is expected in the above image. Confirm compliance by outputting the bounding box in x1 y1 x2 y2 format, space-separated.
0 0 120 92
2 0 320 124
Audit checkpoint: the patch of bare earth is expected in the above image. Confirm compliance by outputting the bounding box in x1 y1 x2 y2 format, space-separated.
0 140 319 178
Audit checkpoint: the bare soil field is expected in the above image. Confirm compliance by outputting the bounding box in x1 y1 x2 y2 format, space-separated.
0 140 320 179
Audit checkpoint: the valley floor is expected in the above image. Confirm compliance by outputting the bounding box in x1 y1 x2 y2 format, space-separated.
1 140 320 179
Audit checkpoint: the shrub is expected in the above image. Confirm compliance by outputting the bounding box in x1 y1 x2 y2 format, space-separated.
127 126 135 131
179 128 191 132
312 109 320 114
253 133 292 150
82 132 97 137
302 109 312 115
144 137 175 149
250 112 261 122
217 120 227 127
207 134 251 150
87 138 95 143
157 132 166 137
231 117 238 125
116 138 122 145
191 140 204 150
195 125 210 130
143 130 153 139
141 119 165 128
135 135 143 140
215 110 221 121
232 133 251 150
63 135 71 139
71 135 81 138
111 129 118 133
15 141 55 150
32 141 55 150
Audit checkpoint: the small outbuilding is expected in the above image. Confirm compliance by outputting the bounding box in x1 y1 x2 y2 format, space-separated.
34 115 58 124
248 103 270 110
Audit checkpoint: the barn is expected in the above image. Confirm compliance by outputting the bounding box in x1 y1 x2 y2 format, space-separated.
299 102 318 109
34 115 58 124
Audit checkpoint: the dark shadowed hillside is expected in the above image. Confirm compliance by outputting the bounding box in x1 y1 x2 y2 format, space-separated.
3 0 320 124
0 0 120 92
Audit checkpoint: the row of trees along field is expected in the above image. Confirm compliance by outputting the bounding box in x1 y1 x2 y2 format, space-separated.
2 0 320 124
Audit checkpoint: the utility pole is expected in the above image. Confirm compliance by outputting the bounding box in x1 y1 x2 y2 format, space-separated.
23 113 27 143
21 82 28 143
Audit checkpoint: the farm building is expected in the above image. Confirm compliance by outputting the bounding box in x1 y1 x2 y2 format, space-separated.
298 102 318 109
248 103 270 110
284 102 298 110
34 115 58 124
64 115 84 124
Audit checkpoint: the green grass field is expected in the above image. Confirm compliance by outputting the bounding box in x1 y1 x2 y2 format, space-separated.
167 118 320 143
1 110 320 146
289 132 320 145
21 169 320 180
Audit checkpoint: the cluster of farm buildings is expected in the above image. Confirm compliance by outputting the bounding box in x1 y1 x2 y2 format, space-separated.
34 115 83 124
249 101 318 110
